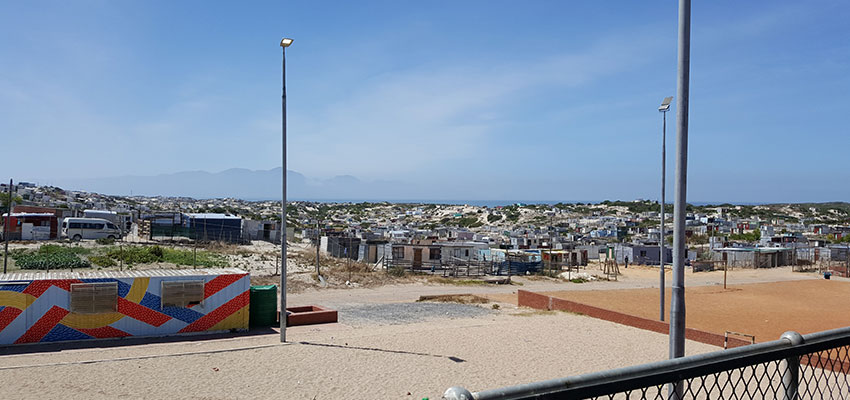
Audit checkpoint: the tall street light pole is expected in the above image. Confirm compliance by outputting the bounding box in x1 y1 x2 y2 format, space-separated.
670 0 691 397
658 96 672 322
280 37 293 343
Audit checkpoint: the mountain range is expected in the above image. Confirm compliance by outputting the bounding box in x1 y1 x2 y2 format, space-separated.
43 168 417 201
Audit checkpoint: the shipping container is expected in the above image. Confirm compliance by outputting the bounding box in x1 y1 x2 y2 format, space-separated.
0 268 249 345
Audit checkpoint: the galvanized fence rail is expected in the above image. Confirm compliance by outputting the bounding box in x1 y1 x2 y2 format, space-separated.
444 328 850 399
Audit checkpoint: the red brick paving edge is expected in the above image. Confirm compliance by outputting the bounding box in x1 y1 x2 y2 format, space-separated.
517 290 750 348
517 290 850 374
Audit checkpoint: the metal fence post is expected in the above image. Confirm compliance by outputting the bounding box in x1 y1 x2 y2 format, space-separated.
780 331 803 400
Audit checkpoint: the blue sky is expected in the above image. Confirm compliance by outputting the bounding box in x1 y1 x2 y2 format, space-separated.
1 1 848 202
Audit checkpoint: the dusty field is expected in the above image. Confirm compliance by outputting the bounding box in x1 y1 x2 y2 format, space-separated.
541 278 850 343
0 310 717 399
0 256 833 398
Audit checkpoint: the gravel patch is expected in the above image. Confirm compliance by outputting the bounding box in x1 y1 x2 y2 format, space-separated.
335 302 494 326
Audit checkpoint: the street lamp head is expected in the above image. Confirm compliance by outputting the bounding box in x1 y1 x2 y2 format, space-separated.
658 96 673 112
280 38 294 48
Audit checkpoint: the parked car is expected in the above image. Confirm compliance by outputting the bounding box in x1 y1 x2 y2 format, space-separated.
61 217 122 240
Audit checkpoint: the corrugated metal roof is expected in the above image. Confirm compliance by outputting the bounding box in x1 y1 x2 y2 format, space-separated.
712 247 791 252
0 268 247 282
185 213 241 220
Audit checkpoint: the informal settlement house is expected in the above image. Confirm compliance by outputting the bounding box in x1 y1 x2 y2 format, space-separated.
540 249 590 267
610 243 672 266
390 241 490 267
711 247 795 268
0 268 249 345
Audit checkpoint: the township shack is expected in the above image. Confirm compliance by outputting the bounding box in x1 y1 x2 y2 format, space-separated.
0 268 249 345
0 212 59 240
711 247 794 268
185 213 243 243
540 249 589 267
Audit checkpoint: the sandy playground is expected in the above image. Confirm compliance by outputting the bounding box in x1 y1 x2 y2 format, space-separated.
541 278 850 343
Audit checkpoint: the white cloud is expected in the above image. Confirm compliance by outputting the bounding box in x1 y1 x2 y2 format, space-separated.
287 30 666 180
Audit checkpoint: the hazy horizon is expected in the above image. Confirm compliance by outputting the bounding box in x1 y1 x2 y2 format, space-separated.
22 167 847 205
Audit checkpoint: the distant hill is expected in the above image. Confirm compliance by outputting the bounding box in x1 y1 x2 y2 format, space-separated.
45 168 418 200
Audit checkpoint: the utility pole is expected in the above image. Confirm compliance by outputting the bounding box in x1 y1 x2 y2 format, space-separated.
670 0 691 398
3 179 13 274
347 235 352 282
316 220 320 277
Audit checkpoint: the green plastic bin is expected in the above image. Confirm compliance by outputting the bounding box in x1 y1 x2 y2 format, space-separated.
249 285 278 328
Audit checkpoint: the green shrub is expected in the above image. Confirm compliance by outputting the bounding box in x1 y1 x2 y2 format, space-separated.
149 245 164 258
15 252 90 270
9 248 28 259
106 246 163 264
102 245 227 268
38 244 91 255
162 248 227 268
89 255 116 267
95 237 115 245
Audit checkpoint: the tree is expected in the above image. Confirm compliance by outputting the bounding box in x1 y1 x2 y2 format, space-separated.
0 192 22 209
729 229 761 242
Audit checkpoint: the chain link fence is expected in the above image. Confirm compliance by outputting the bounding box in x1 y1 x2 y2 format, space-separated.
444 328 850 399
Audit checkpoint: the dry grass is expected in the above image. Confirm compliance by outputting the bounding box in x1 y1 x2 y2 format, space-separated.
195 241 245 255
417 294 490 304
250 244 515 293
511 309 584 317
423 277 491 286
512 310 558 317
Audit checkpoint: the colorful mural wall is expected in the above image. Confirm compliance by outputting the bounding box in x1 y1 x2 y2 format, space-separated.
0 269 249 345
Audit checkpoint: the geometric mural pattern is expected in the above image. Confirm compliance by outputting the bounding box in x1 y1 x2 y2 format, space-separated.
0 272 249 345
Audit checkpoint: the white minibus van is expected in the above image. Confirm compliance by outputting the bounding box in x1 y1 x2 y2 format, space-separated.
61 218 122 240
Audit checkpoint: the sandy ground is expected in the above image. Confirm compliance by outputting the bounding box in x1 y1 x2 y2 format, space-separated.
0 258 832 398
541 278 850 343
288 265 822 308
0 311 717 399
